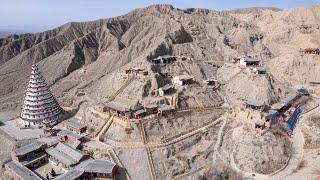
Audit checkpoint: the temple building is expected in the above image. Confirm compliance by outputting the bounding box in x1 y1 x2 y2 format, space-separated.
158 84 175 96
11 141 48 169
55 160 118 180
203 78 219 86
245 98 265 111
150 55 176 64
62 118 87 134
173 75 193 86
158 104 175 116
5 161 42 180
239 57 260 66
45 142 86 169
57 129 84 149
300 48 320 55
284 107 302 134
21 65 63 127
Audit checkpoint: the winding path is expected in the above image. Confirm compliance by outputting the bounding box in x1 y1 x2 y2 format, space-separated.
230 122 304 180
270 100 319 179
270 125 304 179
240 96 320 180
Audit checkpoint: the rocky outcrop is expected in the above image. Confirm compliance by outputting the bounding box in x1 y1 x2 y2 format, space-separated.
166 25 193 44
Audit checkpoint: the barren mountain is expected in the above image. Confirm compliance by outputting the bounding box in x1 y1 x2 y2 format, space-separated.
0 4 319 114
0 4 320 180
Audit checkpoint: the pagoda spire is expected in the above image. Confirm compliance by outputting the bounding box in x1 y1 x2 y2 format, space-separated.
21 64 63 127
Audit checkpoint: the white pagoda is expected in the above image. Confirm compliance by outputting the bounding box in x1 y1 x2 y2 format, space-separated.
21 64 63 127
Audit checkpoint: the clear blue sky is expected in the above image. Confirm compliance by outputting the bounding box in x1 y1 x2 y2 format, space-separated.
0 0 319 32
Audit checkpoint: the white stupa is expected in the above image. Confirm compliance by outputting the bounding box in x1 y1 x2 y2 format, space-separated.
21 64 63 127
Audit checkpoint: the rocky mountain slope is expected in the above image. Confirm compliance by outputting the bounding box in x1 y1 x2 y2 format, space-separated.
1 4 320 179
0 4 319 117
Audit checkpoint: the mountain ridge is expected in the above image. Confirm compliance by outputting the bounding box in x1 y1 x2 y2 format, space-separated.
0 3 319 115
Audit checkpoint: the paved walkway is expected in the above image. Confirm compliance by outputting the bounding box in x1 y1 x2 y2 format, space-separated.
139 121 157 180
107 77 134 102
94 116 113 141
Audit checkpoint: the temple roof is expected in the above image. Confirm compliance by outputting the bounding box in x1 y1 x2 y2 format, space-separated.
246 98 265 108
63 118 86 130
296 88 309 95
243 57 260 62
158 104 174 111
45 142 84 166
84 160 116 174
5 161 42 180
160 84 174 91
15 141 46 156
57 129 82 140
175 74 192 81
55 159 117 180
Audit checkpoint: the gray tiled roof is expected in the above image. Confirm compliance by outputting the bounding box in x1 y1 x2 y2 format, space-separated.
45 142 84 166
57 129 70 136
246 98 265 107
37 137 59 147
15 141 46 156
154 55 174 60
254 119 265 126
177 74 192 80
144 104 158 109
84 160 116 174
158 104 174 111
256 67 266 71
131 67 144 71
57 129 82 140
264 110 279 121
19 151 47 166
281 95 298 104
55 159 116 180
244 58 260 62
55 169 84 180
159 55 175 59
204 78 218 82
0 124 44 140
64 118 86 130
134 109 145 115
160 84 174 91
5 161 42 180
